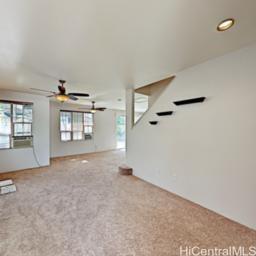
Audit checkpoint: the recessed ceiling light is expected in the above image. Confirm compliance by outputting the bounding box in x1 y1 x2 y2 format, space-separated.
217 18 235 31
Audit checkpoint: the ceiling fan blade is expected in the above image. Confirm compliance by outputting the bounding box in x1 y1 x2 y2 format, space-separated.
68 95 78 101
30 88 56 94
68 93 90 97
47 94 55 98
95 107 106 111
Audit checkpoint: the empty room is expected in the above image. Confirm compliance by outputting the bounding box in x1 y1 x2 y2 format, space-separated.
0 1 256 256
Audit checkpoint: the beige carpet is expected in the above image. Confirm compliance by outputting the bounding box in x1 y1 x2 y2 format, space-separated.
0 150 255 256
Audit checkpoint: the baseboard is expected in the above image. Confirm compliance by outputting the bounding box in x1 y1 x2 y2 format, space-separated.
50 148 121 160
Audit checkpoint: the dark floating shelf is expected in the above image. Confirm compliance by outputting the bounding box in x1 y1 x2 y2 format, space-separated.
173 97 206 106
149 121 158 125
156 111 173 116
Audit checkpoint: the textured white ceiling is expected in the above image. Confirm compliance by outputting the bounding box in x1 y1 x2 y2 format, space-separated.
0 0 256 109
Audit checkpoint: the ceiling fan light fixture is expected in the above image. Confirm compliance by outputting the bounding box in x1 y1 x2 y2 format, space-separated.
217 18 235 31
90 109 97 113
56 94 69 102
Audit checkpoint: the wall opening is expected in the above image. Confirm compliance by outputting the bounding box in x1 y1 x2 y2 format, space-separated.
116 115 126 149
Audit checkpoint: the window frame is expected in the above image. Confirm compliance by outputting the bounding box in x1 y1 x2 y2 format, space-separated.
72 111 84 141
84 112 94 138
60 111 72 142
60 110 94 142
0 100 33 150
12 103 33 137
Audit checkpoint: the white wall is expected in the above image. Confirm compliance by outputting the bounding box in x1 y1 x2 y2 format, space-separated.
50 102 118 158
0 90 50 173
126 43 256 230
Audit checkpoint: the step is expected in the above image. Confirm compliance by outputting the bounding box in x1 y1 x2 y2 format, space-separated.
119 165 133 175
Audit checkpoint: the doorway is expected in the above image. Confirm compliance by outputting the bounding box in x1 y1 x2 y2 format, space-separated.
116 115 126 149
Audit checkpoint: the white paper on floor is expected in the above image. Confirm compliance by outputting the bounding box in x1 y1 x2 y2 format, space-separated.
0 179 17 195
0 179 13 187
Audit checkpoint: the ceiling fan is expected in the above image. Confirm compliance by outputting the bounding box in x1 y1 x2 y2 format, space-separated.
30 80 90 102
79 101 106 113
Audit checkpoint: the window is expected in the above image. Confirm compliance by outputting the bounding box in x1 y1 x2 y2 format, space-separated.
0 101 33 149
60 111 72 141
60 111 94 141
0 103 11 149
13 104 33 137
73 112 83 140
84 113 93 136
